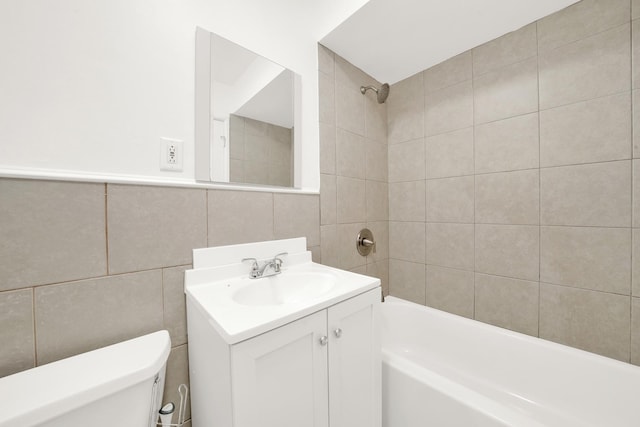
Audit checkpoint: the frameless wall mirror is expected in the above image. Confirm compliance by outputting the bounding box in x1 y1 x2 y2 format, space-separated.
195 27 301 188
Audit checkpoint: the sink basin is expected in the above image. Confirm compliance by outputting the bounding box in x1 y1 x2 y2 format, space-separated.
232 272 337 306
185 238 380 344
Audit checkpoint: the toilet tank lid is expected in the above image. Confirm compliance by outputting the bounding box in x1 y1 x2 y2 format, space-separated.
0 330 171 427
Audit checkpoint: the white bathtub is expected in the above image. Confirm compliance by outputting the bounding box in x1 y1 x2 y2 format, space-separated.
380 297 640 427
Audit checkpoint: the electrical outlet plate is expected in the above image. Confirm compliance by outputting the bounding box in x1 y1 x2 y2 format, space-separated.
160 137 183 171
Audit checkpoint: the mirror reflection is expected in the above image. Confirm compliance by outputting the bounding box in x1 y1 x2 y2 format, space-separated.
196 28 298 188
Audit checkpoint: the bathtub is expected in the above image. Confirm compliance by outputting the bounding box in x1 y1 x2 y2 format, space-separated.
380 296 640 427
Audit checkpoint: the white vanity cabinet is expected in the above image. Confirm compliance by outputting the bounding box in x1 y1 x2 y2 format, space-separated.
190 287 381 427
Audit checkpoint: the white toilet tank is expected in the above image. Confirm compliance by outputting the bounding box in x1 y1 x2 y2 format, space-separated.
0 330 171 427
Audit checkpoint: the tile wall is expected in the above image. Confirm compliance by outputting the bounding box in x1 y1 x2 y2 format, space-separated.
318 45 390 293
228 114 293 187
0 179 321 425
387 0 640 364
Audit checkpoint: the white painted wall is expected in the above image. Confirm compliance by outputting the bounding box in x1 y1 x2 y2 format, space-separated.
0 0 368 191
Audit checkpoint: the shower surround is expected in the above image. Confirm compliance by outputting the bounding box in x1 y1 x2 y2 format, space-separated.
385 0 640 365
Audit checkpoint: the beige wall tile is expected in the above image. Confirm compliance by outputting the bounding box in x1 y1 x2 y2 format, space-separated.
634 229 640 297
473 23 537 76
367 259 389 297
336 80 365 136
389 181 425 222
274 194 320 246
318 71 335 126
389 221 425 263
229 159 244 184
388 139 425 182
0 289 34 377
320 225 340 268
320 174 337 225
425 127 474 179
243 160 269 185
541 226 631 295
540 283 631 362
426 266 474 318
541 161 631 227
318 44 335 76
35 270 164 365
336 129 366 179
635 160 640 227
474 113 539 174
366 220 389 261
632 20 640 89
366 181 388 222
365 141 388 182
310 245 321 263
336 177 366 224
336 223 367 270
389 259 426 305
540 92 631 167
426 176 474 223
350 265 368 275
164 344 191 421
365 95 388 143
474 57 538 124
423 51 472 94
388 72 424 144
475 224 539 281
426 223 474 271
244 117 269 136
475 169 539 225
634 91 640 157
475 273 539 336
268 163 291 187
163 265 189 347
319 123 336 175
108 185 206 274
425 80 473 137
208 190 274 246
538 0 630 51
539 24 631 110
244 133 270 160
634 0 640 20
0 179 106 291
633 298 640 365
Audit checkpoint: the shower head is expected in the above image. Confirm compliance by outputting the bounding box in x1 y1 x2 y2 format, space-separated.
360 83 390 104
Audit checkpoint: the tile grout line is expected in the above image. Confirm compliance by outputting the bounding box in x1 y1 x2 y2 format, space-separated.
32 286 38 367
536 20 542 339
104 183 110 276
630 4 634 361
471 47 477 320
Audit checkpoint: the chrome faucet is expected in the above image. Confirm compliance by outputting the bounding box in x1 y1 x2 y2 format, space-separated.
242 252 288 279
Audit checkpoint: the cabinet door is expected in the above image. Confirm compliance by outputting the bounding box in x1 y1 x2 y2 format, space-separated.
328 288 381 427
231 310 329 427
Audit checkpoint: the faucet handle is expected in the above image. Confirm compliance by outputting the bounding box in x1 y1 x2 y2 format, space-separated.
272 252 288 272
241 257 258 270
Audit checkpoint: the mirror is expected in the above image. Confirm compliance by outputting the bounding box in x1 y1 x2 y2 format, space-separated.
195 28 301 188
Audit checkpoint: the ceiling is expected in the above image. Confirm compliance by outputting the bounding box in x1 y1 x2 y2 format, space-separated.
321 0 580 84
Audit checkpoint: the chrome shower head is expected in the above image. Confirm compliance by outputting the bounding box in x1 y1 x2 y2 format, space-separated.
360 83 390 104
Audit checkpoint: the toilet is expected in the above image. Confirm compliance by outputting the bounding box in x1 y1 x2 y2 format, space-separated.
0 330 171 427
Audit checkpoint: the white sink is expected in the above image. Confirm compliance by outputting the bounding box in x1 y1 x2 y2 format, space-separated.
232 271 337 306
185 238 380 344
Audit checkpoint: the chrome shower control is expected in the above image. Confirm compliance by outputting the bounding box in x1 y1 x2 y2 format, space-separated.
356 228 376 256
